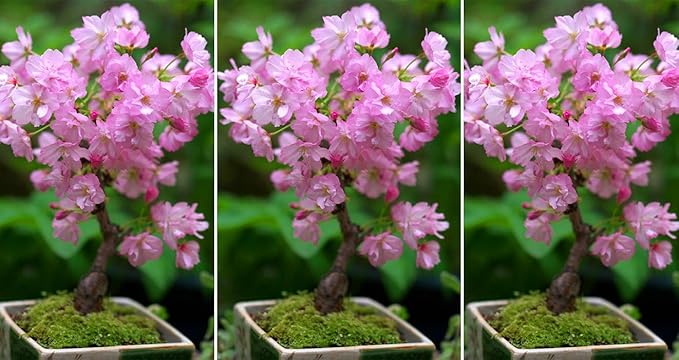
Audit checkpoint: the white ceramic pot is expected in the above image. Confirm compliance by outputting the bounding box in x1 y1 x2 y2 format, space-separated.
465 297 667 360
233 297 436 360
0 297 194 360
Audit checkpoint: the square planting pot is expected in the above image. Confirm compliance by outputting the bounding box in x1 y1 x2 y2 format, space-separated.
0 297 195 360
234 297 436 360
466 297 667 360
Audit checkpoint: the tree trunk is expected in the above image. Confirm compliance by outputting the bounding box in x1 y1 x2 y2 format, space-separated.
74 202 119 314
546 202 594 314
314 202 362 314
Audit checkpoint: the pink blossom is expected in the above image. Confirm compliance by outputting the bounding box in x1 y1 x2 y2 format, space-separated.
654 31 679 67
416 241 440 269
66 174 105 212
421 30 450 67
534 174 577 212
119 232 163 267
624 202 679 249
292 211 325 244
391 201 449 249
591 232 635 267
151 202 208 248
509 140 561 170
305 174 346 211
474 27 504 68
2 27 32 68
251 84 296 126
176 241 200 269
115 26 149 49
100 53 140 92
242 26 273 69
310 12 356 61
181 31 210 68
525 212 558 245
37 141 89 170
648 241 672 269
11 84 55 126
53 212 86 245
359 232 403 267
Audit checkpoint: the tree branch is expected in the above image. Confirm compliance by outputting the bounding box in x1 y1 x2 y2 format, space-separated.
314 201 363 314
546 202 594 314
73 202 120 314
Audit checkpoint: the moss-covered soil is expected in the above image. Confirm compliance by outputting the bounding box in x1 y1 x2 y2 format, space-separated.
14 293 161 349
256 293 402 349
487 293 634 349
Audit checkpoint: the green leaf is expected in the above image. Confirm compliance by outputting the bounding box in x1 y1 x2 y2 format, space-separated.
440 271 460 293
140 250 177 301
612 247 649 301
380 248 417 300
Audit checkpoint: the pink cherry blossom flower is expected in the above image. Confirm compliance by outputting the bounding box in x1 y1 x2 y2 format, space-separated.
591 232 635 267
534 174 577 212
11 84 56 126
2 27 32 69
416 241 440 269
474 27 505 69
100 53 140 92
359 232 403 267
305 174 346 211
654 31 679 67
181 31 210 68
66 174 105 212
176 241 200 269
293 211 326 244
421 30 450 67
151 201 208 248
242 26 273 69
391 201 449 249
624 202 679 249
311 12 356 61
525 212 559 245
53 212 87 245
119 232 163 267
648 241 672 269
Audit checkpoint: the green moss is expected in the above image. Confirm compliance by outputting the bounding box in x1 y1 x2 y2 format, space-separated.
256 293 402 349
15 293 161 349
488 293 634 349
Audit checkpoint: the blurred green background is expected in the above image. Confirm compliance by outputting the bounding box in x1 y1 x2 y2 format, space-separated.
0 0 214 344
465 0 679 343
217 0 460 345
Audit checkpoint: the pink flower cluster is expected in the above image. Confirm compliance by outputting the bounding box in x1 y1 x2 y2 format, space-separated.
465 3 679 269
220 4 458 269
0 4 212 269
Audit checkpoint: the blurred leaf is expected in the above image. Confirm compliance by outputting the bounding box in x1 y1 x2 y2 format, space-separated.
619 304 641 320
441 271 460 293
612 248 649 301
380 248 417 300
200 271 214 290
140 250 177 301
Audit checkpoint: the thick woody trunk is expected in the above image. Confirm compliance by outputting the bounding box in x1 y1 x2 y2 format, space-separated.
546 202 594 314
74 202 119 314
314 202 362 314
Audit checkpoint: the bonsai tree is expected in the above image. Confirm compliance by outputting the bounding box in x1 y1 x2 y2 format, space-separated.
220 3 459 313
0 3 212 314
465 3 679 313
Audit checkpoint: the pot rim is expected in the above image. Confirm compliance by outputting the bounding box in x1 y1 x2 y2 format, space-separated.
466 296 667 353
0 296 195 353
235 296 436 354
